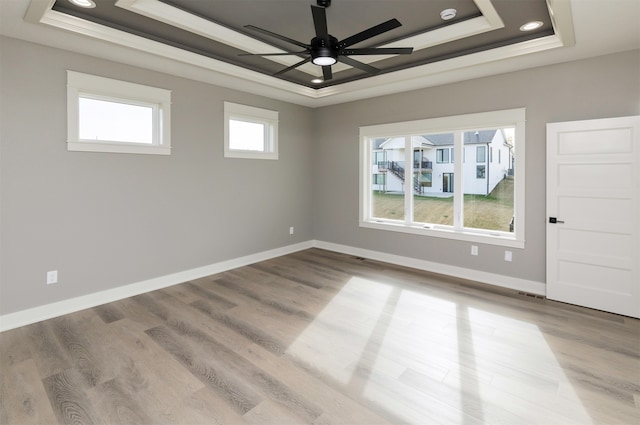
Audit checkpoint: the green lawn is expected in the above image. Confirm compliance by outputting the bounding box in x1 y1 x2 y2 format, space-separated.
373 177 514 232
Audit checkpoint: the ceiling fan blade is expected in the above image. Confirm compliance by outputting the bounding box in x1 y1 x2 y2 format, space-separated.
322 65 333 81
239 51 308 56
338 56 380 74
311 5 329 39
273 57 312 76
245 25 309 49
339 47 413 55
337 18 402 49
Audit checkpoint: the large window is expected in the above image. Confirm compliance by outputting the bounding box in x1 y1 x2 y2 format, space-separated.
360 108 525 248
224 102 278 160
67 71 171 155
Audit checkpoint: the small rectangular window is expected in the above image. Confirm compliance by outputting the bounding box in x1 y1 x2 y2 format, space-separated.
436 148 449 163
476 146 486 163
224 102 278 160
79 96 154 144
67 71 171 155
373 174 386 185
476 165 486 179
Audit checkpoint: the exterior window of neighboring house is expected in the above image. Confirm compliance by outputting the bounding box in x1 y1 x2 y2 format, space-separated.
67 71 171 155
224 101 278 160
360 108 525 248
476 146 486 163
373 174 386 185
436 148 449 163
418 171 432 187
373 151 386 166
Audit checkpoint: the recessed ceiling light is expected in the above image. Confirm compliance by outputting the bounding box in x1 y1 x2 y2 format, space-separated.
520 21 543 31
69 0 96 8
440 9 457 21
311 78 323 84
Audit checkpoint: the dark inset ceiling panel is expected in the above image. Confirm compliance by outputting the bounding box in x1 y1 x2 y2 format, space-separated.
52 0 553 88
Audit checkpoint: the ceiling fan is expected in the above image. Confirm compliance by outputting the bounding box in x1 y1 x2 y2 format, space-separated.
241 0 413 81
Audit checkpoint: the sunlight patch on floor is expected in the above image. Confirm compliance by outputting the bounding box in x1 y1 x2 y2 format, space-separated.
287 276 598 424
286 276 395 385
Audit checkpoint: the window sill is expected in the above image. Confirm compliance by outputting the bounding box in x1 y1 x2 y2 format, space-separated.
360 220 525 249
224 150 278 160
68 141 170 155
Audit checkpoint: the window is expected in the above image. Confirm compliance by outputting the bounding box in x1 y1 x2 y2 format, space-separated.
373 151 386 166
476 146 486 163
360 108 525 248
67 71 171 155
224 102 278 160
373 174 386 185
417 171 432 187
436 148 449 163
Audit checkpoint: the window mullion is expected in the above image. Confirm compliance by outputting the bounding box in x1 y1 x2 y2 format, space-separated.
404 136 413 225
453 131 464 230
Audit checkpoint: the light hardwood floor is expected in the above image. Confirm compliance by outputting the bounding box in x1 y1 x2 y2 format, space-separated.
1 248 639 424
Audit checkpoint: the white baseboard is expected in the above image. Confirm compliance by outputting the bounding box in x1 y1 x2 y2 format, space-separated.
0 241 313 332
0 239 544 332
312 240 546 295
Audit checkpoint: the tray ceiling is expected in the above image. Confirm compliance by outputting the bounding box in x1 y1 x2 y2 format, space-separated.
10 0 638 106
47 0 555 89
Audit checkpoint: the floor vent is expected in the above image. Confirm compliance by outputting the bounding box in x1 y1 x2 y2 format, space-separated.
353 256 366 261
518 291 546 300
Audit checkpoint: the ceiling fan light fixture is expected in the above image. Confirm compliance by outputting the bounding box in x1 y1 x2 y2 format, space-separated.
312 55 337 66
311 37 338 66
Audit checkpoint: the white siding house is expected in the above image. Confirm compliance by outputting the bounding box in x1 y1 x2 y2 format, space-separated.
372 130 513 196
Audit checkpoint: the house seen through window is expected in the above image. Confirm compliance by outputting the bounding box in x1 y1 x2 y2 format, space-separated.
361 108 525 247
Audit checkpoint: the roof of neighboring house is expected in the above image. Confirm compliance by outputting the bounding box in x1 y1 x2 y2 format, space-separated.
424 130 499 146
377 135 433 150
375 130 502 149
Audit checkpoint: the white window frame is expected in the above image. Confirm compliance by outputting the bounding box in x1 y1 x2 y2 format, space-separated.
224 101 278 160
67 71 171 155
359 108 526 248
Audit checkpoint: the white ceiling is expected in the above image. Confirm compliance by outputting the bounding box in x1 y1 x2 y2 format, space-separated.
1 0 639 107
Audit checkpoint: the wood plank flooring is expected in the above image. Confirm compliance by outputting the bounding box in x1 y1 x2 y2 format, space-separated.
1 248 639 424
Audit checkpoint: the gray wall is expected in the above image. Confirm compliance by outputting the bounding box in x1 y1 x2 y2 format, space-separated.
0 37 314 314
2 35 638 316
312 50 640 284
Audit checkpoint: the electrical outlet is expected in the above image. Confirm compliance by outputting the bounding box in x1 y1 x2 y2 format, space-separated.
46 270 58 285
471 245 478 256
289 226 294 235
505 251 513 262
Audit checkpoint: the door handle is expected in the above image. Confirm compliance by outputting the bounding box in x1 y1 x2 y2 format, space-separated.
549 217 565 224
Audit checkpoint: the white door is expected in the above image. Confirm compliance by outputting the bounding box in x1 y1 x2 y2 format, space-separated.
546 116 640 318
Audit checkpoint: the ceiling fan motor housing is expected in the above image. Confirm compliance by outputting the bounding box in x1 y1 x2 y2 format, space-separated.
311 35 338 65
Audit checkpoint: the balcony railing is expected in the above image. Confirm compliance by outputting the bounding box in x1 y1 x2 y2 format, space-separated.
414 160 433 170
378 160 432 170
